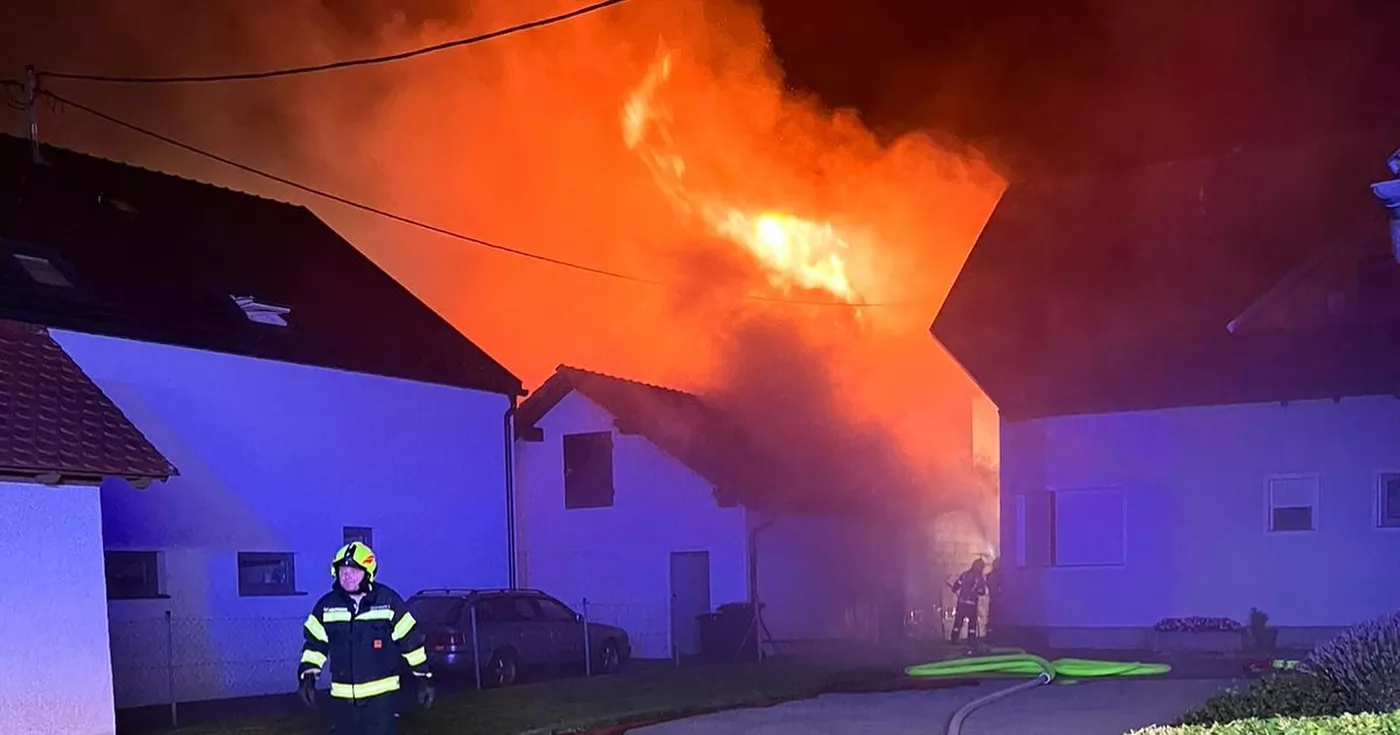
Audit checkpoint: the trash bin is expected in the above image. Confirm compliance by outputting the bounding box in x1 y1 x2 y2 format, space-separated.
697 612 725 663
697 603 761 663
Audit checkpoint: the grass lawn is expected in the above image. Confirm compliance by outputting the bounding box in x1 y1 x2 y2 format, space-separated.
158 659 893 735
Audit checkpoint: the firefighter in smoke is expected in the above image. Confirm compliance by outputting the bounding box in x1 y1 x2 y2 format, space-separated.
297 542 435 734
948 557 989 644
984 556 1001 641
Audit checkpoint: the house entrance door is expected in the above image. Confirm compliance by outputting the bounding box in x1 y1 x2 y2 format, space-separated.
669 551 711 659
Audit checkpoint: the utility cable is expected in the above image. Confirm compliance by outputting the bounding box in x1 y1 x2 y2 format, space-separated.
39 0 632 85
37 89 899 307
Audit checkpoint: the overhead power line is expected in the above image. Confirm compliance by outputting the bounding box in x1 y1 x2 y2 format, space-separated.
39 0 632 85
38 89 897 308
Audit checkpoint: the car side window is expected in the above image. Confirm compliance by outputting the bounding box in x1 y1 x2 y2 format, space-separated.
471 598 496 623
534 598 578 622
473 597 519 623
509 596 543 622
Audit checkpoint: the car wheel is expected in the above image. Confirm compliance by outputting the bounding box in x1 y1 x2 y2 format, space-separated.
598 640 622 675
486 648 519 688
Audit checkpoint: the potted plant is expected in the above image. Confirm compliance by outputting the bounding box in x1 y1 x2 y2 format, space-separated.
1245 607 1279 655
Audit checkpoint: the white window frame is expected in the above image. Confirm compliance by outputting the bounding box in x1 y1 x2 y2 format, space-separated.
13 252 74 288
1264 473 1319 533
1013 491 1054 569
230 295 291 327
1376 471 1400 529
1014 494 1027 567
1048 485 1128 569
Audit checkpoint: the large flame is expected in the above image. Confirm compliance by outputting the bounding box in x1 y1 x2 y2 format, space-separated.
622 47 864 305
27 0 1007 533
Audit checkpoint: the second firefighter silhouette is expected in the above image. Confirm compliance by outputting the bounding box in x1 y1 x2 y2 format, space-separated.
948 558 989 643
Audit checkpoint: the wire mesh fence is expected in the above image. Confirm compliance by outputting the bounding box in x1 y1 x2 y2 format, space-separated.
576 599 671 661
106 594 891 725
108 613 304 713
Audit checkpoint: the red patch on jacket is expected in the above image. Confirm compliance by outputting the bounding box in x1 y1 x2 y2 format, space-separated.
373 639 383 649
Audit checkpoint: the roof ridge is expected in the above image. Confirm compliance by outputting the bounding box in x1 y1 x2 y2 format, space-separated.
556 364 701 399
6 134 302 210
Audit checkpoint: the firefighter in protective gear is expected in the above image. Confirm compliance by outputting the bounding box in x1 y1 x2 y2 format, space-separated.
297 542 435 734
948 557 989 644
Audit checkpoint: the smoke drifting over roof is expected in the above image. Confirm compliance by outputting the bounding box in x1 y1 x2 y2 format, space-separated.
0 1 1003 528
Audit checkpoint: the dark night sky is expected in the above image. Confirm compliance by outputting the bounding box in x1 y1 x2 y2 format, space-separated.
1 0 1397 493
310 0 1400 176
758 0 1400 176
6 0 1400 180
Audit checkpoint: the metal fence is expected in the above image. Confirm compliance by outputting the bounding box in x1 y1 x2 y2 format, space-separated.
105 602 683 715
108 613 305 724
107 598 877 725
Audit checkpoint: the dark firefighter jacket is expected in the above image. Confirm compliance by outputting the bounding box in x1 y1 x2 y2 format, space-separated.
299 582 430 699
952 570 988 608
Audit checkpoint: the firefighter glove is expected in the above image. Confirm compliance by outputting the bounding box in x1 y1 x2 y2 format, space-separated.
297 672 318 709
416 676 436 710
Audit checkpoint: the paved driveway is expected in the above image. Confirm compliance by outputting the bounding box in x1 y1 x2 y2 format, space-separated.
633 678 1237 735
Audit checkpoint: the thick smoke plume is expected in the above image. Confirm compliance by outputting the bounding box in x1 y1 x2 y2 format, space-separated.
2 0 1004 528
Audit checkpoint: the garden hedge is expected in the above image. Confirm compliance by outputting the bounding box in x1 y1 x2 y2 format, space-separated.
1128 710 1400 734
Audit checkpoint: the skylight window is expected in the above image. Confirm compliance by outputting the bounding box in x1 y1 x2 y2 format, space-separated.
13 253 73 288
231 295 291 327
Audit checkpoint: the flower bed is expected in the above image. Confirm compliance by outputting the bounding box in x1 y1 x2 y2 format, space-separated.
1153 617 1244 653
1154 617 1243 633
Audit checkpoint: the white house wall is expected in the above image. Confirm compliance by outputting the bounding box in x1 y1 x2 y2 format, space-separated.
515 392 748 659
748 511 907 645
1000 395 1400 648
50 330 512 708
0 481 116 735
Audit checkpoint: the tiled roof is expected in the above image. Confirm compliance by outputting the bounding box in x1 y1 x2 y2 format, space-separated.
0 134 521 397
0 319 176 482
933 127 1400 420
517 365 758 498
518 365 916 515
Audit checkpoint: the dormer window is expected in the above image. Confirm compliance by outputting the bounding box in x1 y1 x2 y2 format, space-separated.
13 253 73 288
231 295 291 327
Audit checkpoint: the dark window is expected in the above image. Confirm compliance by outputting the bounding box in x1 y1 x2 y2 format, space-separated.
534 597 579 622
1271 506 1314 532
105 551 164 600
1380 474 1400 528
13 253 73 288
408 597 464 625
563 431 614 509
343 526 374 548
237 552 298 596
1267 475 1317 532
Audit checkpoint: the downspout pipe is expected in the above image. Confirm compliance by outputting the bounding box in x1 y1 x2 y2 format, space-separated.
504 394 519 589
1372 150 1400 263
746 518 777 607
746 517 777 659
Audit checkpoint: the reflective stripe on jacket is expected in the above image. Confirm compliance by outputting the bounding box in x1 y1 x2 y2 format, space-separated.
298 582 429 698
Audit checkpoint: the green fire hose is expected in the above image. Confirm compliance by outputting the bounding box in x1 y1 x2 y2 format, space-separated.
906 652 1172 680
905 651 1173 735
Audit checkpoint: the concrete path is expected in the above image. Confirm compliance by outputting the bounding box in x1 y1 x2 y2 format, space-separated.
632 679 1238 735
